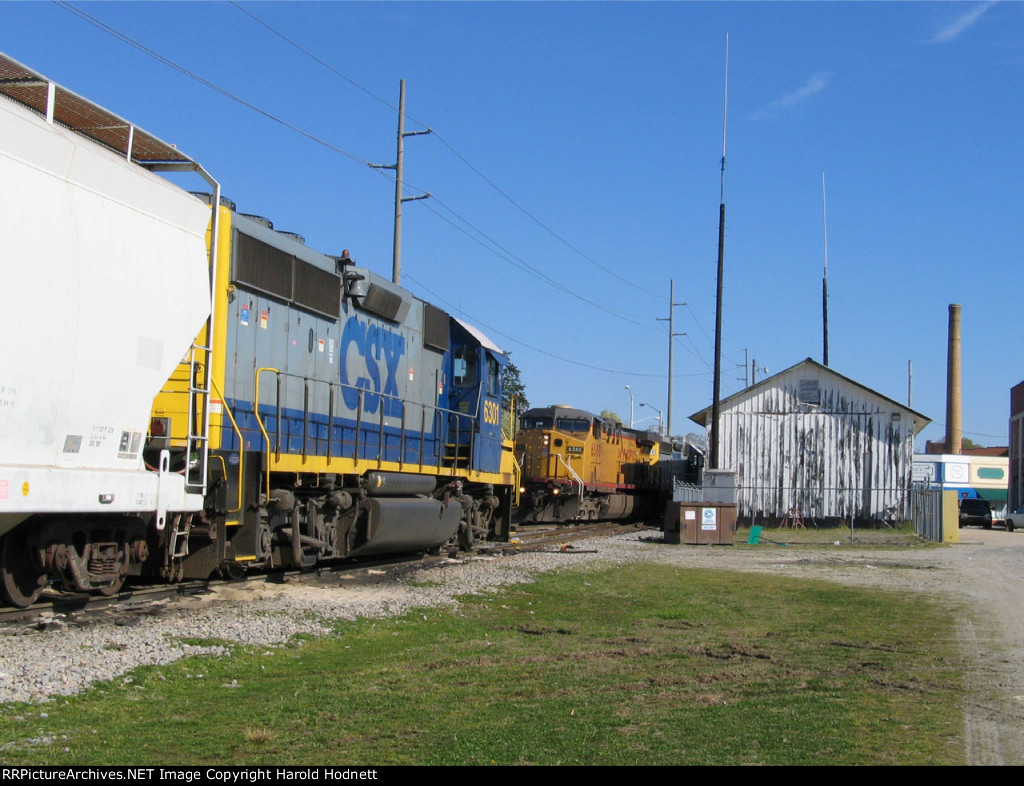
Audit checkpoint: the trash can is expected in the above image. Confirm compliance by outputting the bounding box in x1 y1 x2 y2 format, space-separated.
663 502 737 545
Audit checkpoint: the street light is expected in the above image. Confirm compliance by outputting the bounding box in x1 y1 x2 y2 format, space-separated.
624 385 634 428
640 402 664 436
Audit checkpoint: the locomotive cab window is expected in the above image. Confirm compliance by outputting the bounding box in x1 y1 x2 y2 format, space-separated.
556 417 589 433
523 416 553 430
453 346 477 387
486 354 500 397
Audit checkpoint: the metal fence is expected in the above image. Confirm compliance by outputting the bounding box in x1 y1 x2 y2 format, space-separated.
726 484 914 528
669 476 948 541
910 485 944 542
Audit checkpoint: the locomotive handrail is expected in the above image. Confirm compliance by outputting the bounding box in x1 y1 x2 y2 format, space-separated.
510 451 522 506
249 367 480 475
253 366 279 502
210 376 244 514
554 452 584 502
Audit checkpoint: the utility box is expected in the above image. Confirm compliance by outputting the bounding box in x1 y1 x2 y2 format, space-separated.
663 502 737 545
701 470 737 504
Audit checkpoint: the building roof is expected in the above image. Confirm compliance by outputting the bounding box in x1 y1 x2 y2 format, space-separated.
923 441 1008 456
689 357 932 435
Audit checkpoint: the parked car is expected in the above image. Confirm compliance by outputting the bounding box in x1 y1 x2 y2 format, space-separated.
959 498 993 529
1003 505 1024 532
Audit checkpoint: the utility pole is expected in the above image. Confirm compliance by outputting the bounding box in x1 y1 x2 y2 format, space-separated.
657 280 686 438
710 34 729 471
751 358 766 384
371 80 431 285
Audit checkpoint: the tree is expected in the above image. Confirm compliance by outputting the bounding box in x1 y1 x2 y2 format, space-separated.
502 357 529 435
600 409 623 425
502 356 529 414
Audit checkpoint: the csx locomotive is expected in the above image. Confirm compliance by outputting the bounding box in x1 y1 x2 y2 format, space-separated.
0 52 517 607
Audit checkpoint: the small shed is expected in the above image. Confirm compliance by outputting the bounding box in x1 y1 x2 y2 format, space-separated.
690 358 931 525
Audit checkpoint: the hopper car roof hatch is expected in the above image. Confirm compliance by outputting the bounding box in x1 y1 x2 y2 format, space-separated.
0 50 206 175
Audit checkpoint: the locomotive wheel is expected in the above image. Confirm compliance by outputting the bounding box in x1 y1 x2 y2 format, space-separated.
457 523 475 552
457 516 489 552
0 529 46 608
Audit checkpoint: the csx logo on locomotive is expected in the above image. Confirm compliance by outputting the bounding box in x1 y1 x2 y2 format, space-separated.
340 315 405 417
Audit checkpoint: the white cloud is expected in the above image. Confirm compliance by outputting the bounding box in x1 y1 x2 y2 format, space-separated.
751 71 832 120
930 1 997 44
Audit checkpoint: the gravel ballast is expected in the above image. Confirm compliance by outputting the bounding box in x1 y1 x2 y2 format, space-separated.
4 527 1024 766
0 533 653 706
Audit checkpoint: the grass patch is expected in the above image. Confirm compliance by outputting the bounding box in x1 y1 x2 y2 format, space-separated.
737 522 937 548
0 563 963 765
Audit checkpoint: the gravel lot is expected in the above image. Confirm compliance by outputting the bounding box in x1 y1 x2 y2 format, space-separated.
3 527 1023 765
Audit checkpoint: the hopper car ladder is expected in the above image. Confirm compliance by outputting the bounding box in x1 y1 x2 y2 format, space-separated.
183 334 212 496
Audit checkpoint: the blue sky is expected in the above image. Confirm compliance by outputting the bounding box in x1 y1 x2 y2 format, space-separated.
4 1 1021 449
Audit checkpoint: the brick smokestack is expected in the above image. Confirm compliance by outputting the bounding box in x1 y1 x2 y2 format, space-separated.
946 303 962 455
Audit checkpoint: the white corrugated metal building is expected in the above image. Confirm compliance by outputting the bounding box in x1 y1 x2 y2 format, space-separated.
690 358 931 525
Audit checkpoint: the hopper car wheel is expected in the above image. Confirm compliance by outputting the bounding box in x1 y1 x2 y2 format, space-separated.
95 575 125 597
219 562 247 580
1 529 46 608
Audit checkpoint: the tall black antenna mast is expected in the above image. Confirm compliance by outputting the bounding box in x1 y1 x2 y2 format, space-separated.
822 171 830 366
710 34 729 471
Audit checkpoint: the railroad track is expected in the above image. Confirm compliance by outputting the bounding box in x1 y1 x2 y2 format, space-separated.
1 521 656 627
501 520 656 551
0 581 210 629
0 549 461 628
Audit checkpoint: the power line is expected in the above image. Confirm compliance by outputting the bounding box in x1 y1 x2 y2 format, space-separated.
227 0 664 300
54 1 374 168
58 0 665 331
57 0 730 360
926 422 1008 442
404 273 710 380
420 195 661 330
228 1 398 114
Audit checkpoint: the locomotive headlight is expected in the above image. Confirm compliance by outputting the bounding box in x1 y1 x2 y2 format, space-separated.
543 434 549 447
150 417 169 437
552 487 560 496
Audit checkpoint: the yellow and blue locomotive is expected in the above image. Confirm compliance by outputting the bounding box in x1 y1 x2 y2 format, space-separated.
153 204 520 581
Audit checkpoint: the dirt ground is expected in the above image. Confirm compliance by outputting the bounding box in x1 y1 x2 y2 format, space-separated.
656 526 1024 765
